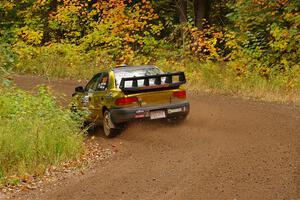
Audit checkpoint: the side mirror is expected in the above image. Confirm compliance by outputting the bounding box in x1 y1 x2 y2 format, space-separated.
75 86 84 93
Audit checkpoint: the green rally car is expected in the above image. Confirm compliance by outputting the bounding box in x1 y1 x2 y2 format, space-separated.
71 65 189 137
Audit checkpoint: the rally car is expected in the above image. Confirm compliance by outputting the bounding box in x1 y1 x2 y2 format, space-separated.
71 65 189 137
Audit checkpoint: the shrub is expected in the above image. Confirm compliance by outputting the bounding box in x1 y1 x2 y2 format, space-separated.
12 43 110 79
183 24 226 61
0 86 84 185
0 44 15 70
227 0 300 70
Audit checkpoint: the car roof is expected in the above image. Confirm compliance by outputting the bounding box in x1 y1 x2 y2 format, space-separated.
112 65 159 72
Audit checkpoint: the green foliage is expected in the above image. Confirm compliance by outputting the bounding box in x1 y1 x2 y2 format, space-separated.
0 86 84 185
227 0 300 70
12 43 112 78
0 0 163 63
81 0 163 62
49 1 83 42
0 44 15 70
183 24 228 60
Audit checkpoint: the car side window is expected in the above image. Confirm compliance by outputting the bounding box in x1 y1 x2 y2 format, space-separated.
95 72 109 91
85 73 101 93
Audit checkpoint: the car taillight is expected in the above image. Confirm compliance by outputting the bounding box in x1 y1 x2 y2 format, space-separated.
115 97 138 106
173 90 186 99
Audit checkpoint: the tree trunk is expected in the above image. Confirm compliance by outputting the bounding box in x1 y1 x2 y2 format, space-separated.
175 0 188 49
49 0 58 12
41 0 58 43
176 0 187 24
194 0 210 29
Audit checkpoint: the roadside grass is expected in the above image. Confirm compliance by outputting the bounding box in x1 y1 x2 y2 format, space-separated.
0 86 84 186
155 58 300 105
184 61 300 105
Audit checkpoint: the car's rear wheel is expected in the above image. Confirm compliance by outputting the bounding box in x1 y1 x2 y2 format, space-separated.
103 110 119 138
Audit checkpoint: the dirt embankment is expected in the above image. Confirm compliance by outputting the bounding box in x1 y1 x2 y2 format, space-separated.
8 75 300 200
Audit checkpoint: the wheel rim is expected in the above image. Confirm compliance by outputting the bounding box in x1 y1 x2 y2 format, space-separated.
103 112 111 136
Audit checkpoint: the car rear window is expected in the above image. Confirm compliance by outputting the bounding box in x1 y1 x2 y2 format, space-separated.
114 67 162 88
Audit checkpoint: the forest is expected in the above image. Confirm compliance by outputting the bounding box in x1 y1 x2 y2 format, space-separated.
0 0 299 187
0 0 298 99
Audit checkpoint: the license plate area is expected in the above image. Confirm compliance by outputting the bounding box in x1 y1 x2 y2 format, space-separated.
150 110 166 120
167 107 182 114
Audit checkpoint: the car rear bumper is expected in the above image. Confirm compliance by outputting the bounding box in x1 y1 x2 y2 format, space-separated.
110 101 190 123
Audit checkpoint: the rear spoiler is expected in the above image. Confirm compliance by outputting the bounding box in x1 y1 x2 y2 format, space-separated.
119 72 186 93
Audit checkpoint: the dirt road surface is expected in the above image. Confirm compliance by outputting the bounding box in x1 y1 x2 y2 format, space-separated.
11 75 300 200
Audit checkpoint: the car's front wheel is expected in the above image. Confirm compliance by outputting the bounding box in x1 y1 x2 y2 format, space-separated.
103 110 119 138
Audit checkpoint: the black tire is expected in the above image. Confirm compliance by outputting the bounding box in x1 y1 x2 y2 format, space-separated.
103 110 120 138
